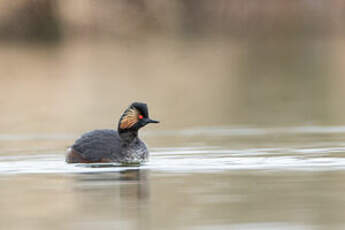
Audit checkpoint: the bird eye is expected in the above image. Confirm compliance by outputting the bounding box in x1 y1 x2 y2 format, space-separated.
138 115 143 119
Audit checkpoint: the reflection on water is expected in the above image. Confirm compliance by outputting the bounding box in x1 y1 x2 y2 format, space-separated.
0 126 345 229
69 170 150 230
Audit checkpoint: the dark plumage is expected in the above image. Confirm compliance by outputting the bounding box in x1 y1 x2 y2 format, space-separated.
66 102 159 164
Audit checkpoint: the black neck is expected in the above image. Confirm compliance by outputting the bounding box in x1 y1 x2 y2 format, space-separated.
118 129 138 143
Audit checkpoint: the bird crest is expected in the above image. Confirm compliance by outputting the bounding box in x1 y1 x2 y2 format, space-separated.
119 107 139 129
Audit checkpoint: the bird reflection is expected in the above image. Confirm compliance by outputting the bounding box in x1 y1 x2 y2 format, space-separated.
72 168 150 200
118 169 150 200
68 168 151 228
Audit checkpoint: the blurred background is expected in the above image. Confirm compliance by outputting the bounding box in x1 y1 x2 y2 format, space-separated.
2 1 345 230
1 0 345 134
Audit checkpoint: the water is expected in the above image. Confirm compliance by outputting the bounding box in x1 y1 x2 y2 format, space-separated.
1 38 345 230
1 126 345 230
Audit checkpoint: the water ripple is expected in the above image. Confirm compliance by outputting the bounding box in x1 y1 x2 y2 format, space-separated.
0 145 344 175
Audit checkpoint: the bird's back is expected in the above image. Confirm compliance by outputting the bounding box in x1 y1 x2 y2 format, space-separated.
70 129 122 162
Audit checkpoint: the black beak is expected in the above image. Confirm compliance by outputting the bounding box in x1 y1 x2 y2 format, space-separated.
147 119 159 124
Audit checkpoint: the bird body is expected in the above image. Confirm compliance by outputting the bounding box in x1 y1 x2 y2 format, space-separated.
66 102 159 164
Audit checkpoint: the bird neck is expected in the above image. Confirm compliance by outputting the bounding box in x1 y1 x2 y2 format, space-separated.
118 129 138 143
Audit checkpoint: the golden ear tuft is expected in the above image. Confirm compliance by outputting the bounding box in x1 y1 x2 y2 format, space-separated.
120 108 139 129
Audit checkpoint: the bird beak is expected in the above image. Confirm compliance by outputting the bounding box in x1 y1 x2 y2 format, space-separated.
147 119 159 124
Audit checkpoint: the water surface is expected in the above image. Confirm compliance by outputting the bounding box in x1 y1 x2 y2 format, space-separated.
1 126 345 230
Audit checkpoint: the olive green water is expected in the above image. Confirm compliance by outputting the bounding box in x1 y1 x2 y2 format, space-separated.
1 38 345 230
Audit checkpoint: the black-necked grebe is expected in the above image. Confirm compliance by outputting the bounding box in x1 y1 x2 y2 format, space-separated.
66 102 159 163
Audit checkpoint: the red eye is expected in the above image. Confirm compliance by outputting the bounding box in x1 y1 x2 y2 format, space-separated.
138 115 143 119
